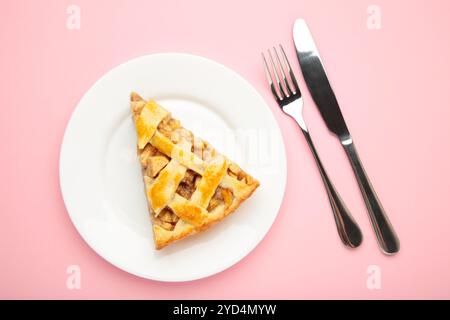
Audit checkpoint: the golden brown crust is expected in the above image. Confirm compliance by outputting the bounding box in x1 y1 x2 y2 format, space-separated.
153 221 196 250
153 175 259 249
130 92 260 250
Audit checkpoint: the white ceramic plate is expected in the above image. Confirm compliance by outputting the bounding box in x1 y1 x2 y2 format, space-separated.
60 53 286 282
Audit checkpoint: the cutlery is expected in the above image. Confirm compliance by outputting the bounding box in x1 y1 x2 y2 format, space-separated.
293 19 400 254
262 45 363 248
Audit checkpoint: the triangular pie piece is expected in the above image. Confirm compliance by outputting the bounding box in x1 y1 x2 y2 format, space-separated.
130 92 260 249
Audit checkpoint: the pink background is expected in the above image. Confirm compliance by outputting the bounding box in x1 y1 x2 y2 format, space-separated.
1 0 450 299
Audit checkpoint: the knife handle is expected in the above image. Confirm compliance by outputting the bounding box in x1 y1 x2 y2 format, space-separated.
341 138 400 255
302 130 363 248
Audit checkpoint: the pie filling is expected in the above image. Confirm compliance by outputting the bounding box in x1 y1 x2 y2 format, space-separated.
131 93 260 245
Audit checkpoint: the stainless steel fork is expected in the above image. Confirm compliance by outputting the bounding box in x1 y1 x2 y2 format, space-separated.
262 45 363 248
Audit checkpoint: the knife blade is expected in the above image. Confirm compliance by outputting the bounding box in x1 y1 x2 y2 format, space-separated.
293 18 400 255
293 19 350 139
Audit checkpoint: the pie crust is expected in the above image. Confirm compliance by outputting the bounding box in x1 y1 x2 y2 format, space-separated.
130 92 260 249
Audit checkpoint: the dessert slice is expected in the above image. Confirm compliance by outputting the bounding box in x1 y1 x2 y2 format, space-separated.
130 92 260 249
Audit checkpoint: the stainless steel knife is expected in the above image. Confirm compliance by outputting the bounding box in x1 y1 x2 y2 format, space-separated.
293 18 400 255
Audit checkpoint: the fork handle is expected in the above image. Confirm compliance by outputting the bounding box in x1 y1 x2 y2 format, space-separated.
302 129 363 248
341 139 400 255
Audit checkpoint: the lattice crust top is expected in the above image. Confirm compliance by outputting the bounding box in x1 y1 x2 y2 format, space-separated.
131 92 260 249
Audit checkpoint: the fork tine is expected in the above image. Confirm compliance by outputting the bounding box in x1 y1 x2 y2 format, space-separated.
279 44 300 94
273 46 292 97
268 49 286 99
261 52 280 101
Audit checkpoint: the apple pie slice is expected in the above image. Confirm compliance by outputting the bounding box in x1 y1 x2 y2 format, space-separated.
130 92 260 249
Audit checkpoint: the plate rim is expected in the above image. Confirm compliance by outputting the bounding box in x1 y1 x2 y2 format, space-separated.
59 52 287 282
